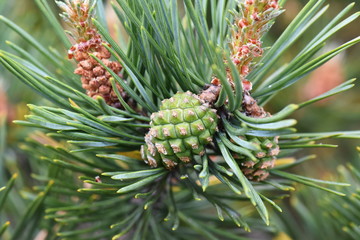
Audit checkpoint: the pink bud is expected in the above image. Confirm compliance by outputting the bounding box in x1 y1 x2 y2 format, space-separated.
251 46 263 57
242 80 252 91
241 45 250 55
252 12 260 21
270 1 279 9
233 57 241 65
211 77 220 86
95 176 102 183
238 19 248 28
249 39 259 45
245 0 254 5
68 50 74 59
241 65 249 75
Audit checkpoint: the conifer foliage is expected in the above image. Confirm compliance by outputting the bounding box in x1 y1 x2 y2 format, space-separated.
0 0 359 239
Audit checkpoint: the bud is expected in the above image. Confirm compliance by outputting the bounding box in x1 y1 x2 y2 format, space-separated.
228 0 283 81
57 0 131 109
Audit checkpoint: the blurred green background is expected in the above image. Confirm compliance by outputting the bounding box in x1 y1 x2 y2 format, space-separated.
270 0 360 180
0 0 64 227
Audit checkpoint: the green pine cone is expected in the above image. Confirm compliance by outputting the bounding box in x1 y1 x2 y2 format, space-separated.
141 91 218 169
235 136 280 181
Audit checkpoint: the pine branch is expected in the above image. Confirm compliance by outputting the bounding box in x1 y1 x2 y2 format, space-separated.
0 0 359 239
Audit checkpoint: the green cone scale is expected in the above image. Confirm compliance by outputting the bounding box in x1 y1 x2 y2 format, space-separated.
141 91 218 169
235 136 279 181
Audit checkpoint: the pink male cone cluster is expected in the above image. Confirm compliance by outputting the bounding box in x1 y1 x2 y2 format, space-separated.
230 0 281 86
71 43 126 108
59 0 128 108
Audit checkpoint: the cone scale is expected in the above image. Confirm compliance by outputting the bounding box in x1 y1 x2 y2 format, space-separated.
237 135 280 181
